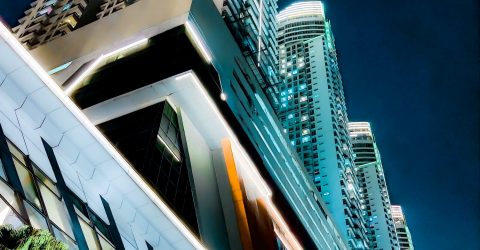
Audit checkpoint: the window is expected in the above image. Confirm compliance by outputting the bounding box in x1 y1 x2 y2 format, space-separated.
14 159 42 208
0 157 6 180
39 183 73 237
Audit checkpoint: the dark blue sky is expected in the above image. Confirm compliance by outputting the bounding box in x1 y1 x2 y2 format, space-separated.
1 0 479 249
278 0 480 249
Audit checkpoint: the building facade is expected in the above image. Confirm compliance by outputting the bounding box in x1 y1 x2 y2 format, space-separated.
349 122 398 249
12 0 137 49
275 2 368 249
1 0 349 249
391 205 414 250
220 0 280 106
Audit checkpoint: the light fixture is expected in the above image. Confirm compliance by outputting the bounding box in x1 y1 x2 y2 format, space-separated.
185 21 212 63
64 37 148 95
220 92 227 101
157 135 181 162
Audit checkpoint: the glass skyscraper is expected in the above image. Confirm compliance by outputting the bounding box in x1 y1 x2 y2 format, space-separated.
392 205 415 250
349 122 399 249
276 2 369 249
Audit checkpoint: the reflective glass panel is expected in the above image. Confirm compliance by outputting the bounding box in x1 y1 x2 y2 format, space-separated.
0 179 21 212
14 159 41 208
24 201 48 230
39 183 73 237
33 164 60 197
53 225 78 250
0 197 24 227
79 216 101 250
0 158 6 180
7 141 26 165
98 233 115 250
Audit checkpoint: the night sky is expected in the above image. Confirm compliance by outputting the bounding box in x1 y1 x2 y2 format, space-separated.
1 0 479 249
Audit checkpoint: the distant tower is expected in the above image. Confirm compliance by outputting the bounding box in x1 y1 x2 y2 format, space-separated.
276 2 369 248
349 122 399 249
391 205 415 249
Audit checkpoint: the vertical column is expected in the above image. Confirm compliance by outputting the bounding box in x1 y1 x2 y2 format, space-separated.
100 196 125 250
41 139 88 250
0 124 25 196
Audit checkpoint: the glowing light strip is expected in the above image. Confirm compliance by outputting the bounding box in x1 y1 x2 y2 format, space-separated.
64 38 148 95
178 72 271 197
157 135 181 162
65 57 103 95
0 23 206 250
256 0 264 65
185 21 212 63
267 200 303 250
277 2 324 22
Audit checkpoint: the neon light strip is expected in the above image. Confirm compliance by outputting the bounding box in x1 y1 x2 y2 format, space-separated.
157 135 181 162
0 23 206 250
256 0 264 65
267 200 303 250
65 57 103 95
64 38 148 95
185 21 212 63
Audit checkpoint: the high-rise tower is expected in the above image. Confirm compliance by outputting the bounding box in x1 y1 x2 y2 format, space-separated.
392 205 415 250
349 122 399 249
276 2 369 248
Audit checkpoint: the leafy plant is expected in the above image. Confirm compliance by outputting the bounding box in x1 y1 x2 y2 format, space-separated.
0 224 67 249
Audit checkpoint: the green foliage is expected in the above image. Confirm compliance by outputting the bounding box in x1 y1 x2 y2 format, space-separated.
0 224 67 250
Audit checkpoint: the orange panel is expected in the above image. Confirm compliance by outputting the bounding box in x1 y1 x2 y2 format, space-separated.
221 138 253 250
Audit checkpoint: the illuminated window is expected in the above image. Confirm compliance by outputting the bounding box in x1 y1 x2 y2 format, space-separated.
300 96 307 102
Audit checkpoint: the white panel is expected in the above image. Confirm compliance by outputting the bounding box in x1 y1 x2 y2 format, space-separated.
37 117 63 146
115 199 136 223
81 142 110 165
124 189 150 208
23 136 55 180
133 214 149 235
0 110 23 148
28 87 62 114
18 100 46 129
1 76 27 109
70 154 95 179
63 125 96 148
110 174 137 194
0 91 21 129
0 42 24 74
56 135 81 165
102 185 124 209
85 170 110 196
8 66 43 95
96 159 123 181
47 107 79 132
